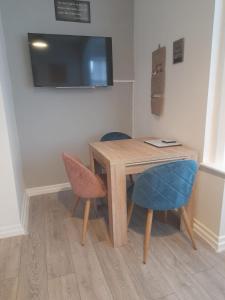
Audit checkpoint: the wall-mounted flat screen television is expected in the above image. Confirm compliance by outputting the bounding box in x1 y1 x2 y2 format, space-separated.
28 33 113 87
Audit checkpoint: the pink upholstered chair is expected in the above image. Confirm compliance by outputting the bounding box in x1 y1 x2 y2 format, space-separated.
62 153 107 245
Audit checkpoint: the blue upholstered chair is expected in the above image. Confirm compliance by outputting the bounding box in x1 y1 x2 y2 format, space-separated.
127 160 198 264
100 131 132 142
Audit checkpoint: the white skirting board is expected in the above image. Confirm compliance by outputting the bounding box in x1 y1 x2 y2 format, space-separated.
26 182 71 197
0 223 25 239
0 193 29 239
20 192 30 234
193 218 225 252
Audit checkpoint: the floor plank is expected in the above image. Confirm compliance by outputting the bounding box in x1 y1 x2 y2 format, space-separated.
65 218 113 300
150 231 213 300
0 277 18 300
89 217 110 244
158 294 179 300
94 241 140 300
127 226 174 299
0 236 22 281
16 197 49 300
193 268 225 300
155 222 212 274
48 274 81 300
49 192 74 218
1 191 225 300
119 243 173 300
17 232 49 300
124 228 174 300
194 236 225 279
45 199 74 279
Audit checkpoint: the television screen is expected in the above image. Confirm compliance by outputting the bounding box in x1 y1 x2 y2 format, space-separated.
28 33 113 87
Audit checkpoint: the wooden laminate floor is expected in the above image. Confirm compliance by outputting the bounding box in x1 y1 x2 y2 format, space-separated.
0 191 225 300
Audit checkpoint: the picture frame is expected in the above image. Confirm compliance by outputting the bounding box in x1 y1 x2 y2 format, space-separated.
173 38 184 64
54 0 91 23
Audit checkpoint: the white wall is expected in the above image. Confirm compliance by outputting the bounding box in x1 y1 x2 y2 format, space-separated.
133 0 225 250
203 0 225 166
0 10 25 236
133 0 214 156
195 171 224 234
195 170 225 251
0 0 134 188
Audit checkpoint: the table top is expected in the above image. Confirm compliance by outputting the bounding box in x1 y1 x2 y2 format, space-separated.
89 137 197 166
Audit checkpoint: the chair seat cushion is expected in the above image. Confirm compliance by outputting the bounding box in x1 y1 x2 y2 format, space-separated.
132 160 198 211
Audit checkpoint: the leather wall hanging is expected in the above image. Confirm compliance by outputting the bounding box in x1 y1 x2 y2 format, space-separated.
151 46 166 116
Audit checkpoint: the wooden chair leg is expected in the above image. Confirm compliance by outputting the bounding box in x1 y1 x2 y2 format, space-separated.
143 209 153 264
129 175 134 185
180 206 197 250
81 199 91 246
72 197 81 216
127 202 135 226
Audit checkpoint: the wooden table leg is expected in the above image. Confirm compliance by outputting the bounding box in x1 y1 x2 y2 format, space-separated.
106 162 127 247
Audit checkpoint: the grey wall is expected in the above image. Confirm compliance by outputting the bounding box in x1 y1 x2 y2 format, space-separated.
0 0 134 188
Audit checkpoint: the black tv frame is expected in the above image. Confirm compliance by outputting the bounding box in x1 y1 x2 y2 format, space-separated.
28 33 113 88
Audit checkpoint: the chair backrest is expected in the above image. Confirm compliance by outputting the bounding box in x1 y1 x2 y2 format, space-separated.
132 160 198 211
62 153 106 199
100 131 132 142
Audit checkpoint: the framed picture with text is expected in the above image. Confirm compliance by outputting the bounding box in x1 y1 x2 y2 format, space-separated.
54 0 91 23
173 38 184 64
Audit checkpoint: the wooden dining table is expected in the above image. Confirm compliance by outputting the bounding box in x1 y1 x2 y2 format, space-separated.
89 137 197 248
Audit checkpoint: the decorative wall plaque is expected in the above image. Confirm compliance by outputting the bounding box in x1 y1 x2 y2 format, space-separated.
54 0 91 23
173 38 184 64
